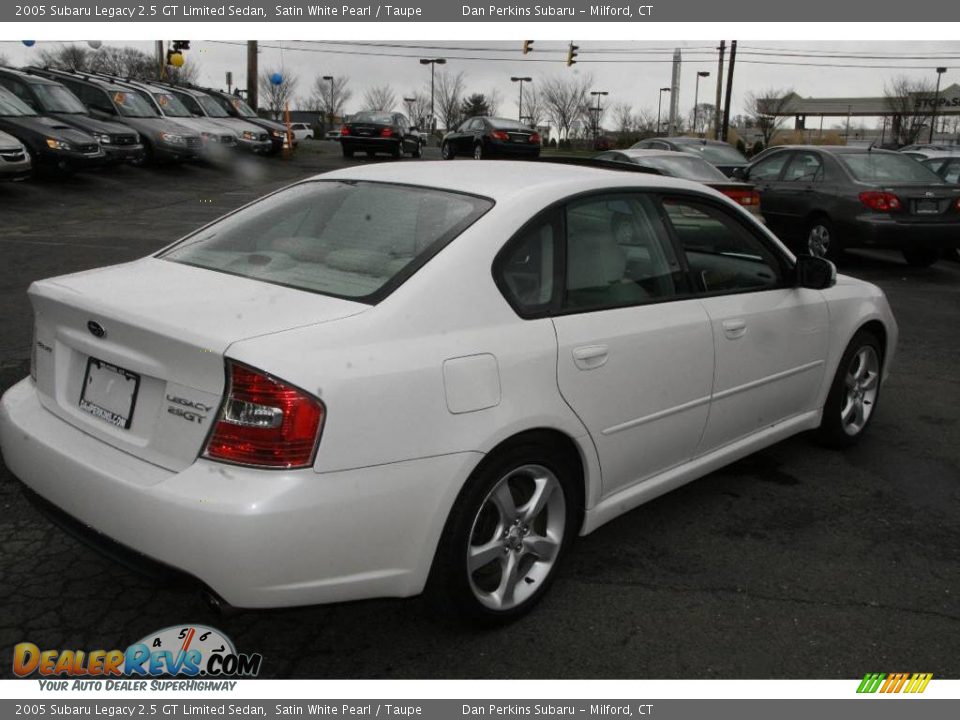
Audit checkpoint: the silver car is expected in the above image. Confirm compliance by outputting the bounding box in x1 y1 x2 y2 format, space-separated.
0 128 31 180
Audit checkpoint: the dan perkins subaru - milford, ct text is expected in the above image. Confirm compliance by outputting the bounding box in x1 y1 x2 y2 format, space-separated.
462 4 652 15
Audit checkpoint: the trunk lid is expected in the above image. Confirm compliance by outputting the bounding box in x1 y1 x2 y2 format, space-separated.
29 258 367 472
880 183 960 219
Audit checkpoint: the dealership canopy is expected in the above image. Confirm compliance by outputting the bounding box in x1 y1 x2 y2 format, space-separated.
761 84 960 118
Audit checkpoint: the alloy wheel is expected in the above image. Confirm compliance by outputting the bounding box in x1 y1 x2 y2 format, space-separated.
474 144 483 160
807 224 831 258
466 464 566 611
841 345 880 436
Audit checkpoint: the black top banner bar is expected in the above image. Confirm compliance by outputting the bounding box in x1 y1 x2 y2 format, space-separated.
5 0 959 22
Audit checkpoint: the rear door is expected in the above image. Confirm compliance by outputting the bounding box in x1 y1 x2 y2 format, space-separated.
660 195 829 452
778 150 828 224
550 192 715 496
744 151 793 232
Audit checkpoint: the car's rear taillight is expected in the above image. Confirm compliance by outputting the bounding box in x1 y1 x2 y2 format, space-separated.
722 188 761 207
340 125 351 136
491 130 509 141
859 191 902 212
529 132 541 144
205 362 325 469
380 127 394 137
955 197 960 211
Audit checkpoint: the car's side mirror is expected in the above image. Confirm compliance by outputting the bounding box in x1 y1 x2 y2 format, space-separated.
796 255 836 290
731 166 747 180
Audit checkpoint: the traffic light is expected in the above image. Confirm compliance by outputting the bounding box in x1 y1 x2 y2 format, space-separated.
172 40 190 52
522 40 534 55
566 42 578 67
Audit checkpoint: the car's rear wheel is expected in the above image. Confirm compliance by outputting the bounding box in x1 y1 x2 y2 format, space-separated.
391 141 403 159
427 438 578 625
441 142 454 160
412 142 423 159
805 217 840 260
902 246 940 267
816 330 882 448
473 142 484 160
341 146 354 158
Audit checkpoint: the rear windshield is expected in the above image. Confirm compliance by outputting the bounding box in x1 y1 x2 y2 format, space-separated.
351 112 394 124
679 142 748 165
840 153 944 183
631 154 727 181
489 118 531 130
161 180 493 302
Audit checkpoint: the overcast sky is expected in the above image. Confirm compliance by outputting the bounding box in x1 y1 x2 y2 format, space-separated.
1 39 958 125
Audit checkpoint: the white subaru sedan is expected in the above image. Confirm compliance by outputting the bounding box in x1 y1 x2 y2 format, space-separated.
0 161 897 623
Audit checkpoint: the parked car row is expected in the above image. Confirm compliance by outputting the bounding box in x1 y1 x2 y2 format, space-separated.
610 137 960 267
0 65 294 179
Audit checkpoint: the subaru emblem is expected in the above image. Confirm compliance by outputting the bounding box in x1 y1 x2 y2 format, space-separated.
87 321 106 338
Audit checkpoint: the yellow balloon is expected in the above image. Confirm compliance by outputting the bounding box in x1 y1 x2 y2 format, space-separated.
169 52 185 68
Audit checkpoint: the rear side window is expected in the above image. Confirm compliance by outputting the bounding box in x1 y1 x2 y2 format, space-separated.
944 161 960 184
495 213 560 316
662 197 783 293
162 181 492 303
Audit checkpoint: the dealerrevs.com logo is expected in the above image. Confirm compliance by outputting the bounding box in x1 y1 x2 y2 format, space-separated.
13 625 262 682
857 673 933 694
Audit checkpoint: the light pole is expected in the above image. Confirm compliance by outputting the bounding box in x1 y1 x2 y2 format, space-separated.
419 58 446 132
322 75 334 131
657 87 671 136
693 71 710 136
403 96 418 127
930 67 947 143
511 76 532 122
590 90 608 144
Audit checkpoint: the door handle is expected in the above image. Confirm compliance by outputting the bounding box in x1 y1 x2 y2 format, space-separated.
572 345 609 370
722 319 747 339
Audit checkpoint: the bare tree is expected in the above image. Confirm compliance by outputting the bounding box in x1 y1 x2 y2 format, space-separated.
259 68 298 120
309 75 352 126
37 44 93 72
633 107 656 134
687 103 716 135
885 76 937 146
541 74 592 140
362 84 397 112
486 87 502 117
745 88 796 147
434 70 466 131
401 91 431 129
35 43 199 84
612 102 634 133
520 85 546 128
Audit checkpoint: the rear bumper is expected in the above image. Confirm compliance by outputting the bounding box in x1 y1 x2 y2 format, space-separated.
848 215 960 249
341 137 403 153
0 378 479 608
486 140 541 157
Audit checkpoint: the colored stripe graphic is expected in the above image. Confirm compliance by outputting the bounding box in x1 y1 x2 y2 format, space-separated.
857 672 932 693
857 673 885 693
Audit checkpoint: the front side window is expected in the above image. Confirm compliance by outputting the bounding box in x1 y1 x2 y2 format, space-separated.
162 181 492 303
749 152 790 181
662 197 783 293
564 194 689 311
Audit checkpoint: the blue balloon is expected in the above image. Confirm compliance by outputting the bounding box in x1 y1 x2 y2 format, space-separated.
22 40 36 47
270 73 283 86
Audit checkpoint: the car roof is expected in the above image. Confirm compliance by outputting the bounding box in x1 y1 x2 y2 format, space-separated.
0 66 58 85
661 137 729 147
26 68 129 93
314 160 716 205
617 148 705 159
753 145 900 156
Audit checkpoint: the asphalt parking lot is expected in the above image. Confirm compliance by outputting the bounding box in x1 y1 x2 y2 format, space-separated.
1 143 958 679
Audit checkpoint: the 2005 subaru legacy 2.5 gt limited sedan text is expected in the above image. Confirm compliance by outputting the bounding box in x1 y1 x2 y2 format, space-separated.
0 161 898 624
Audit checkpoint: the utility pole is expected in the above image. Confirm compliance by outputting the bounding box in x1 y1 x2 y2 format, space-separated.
721 39 736 142
155 41 165 80
714 41 725 139
247 41 258 112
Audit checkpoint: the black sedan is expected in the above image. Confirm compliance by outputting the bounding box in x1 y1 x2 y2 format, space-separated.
0 67 143 165
339 111 422 159
595 148 764 222
441 117 541 160
738 145 960 267
630 136 749 177
921 156 960 185
0 86 103 173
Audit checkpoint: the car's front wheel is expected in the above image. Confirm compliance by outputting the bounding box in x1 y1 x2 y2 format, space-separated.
441 142 454 160
473 142 484 160
816 329 883 448
805 217 840 260
902 246 940 267
427 437 579 625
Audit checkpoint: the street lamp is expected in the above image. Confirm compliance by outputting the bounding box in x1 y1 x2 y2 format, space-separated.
511 76 532 122
930 67 947 143
403 96 418 127
322 75 334 131
693 71 710 136
657 87 671 136
419 58 446 132
590 90 608 143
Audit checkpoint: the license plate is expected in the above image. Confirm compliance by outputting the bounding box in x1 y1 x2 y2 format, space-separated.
78 358 140 429
510 135 527 143
915 199 940 214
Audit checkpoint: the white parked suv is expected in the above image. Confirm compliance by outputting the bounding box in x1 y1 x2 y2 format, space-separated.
0 161 897 624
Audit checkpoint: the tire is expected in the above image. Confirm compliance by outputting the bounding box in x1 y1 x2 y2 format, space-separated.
412 142 423 159
341 146 354 158
804 216 840 261
902 246 940 267
473 142 484 160
391 141 403 159
441 142 454 160
816 330 883 449
426 436 580 626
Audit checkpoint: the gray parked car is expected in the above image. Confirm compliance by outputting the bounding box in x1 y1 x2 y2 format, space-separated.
736 145 960 267
0 128 31 180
